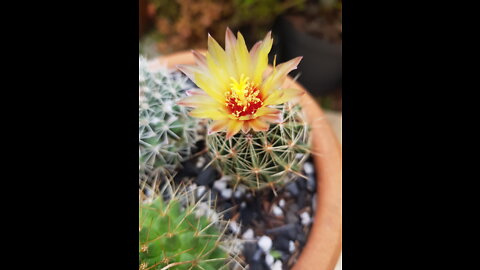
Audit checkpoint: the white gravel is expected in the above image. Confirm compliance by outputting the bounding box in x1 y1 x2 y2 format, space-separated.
242 228 254 240
196 185 206 198
240 201 247 209
195 156 206 168
300 212 312 226
271 260 283 270
221 188 232 199
304 162 314 175
271 204 283 217
234 185 246 198
229 221 240 234
278 199 286 208
213 180 228 191
289 240 295 253
258 235 272 252
265 254 274 266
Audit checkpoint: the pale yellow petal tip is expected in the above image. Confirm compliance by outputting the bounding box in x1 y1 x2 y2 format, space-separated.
292 56 303 69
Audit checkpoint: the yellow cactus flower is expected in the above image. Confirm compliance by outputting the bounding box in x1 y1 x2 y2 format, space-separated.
177 28 305 139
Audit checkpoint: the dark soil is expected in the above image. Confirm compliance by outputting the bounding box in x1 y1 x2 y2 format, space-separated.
175 140 317 270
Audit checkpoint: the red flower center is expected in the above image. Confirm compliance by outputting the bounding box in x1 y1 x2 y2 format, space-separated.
225 82 263 118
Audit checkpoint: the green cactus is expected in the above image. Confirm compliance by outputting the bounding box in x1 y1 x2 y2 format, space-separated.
207 102 311 190
139 183 240 270
139 56 198 183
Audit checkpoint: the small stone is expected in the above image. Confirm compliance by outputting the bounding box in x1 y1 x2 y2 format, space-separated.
271 204 283 217
242 228 255 240
300 212 312 226
289 241 295 253
234 185 246 198
213 180 228 191
271 260 283 270
272 235 291 251
234 189 243 199
195 156 206 168
304 162 314 175
252 249 263 262
221 188 232 199
266 224 297 240
195 166 217 186
229 221 240 234
221 202 233 220
265 254 274 266
196 185 206 198
218 175 233 181
306 175 316 192
278 199 286 208
242 242 257 260
286 212 299 224
285 182 299 196
258 235 272 252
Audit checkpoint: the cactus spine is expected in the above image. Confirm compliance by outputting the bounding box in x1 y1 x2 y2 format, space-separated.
139 56 198 183
139 182 241 270
207 103 311 190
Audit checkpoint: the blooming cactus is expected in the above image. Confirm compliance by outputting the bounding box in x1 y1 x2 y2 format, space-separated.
177 28 304 138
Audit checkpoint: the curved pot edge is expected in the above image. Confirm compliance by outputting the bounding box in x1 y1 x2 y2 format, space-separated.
153 51 342 270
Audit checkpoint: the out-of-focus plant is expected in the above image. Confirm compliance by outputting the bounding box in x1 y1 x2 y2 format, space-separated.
144 0 234 54
230 0 306 40
141 0 307 54
139 56 199 187
286 0 342 43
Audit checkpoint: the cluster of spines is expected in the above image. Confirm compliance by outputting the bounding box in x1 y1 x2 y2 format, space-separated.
207 102 311 190
139 181 242 270
139 56 198 184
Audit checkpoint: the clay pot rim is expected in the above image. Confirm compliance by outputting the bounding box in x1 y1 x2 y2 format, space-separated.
153 51 342 270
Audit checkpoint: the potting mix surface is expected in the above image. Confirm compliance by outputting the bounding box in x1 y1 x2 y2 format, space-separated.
174 138 317 270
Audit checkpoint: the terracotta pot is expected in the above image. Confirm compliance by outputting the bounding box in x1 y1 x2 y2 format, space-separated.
154 51 342 270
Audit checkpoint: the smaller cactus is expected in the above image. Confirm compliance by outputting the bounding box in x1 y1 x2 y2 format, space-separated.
139 56 198 184
139 182 241 270
207 103 311 190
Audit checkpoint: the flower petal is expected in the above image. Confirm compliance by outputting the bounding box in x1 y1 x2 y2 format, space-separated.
225 27 237 54
177 94 219 107
226 120 243 139
257 113 283 124
207 33 228 65
192 50 207 68
242 121 251 133
189 107 229 120
264 87 305 106
255 107 281 117
177 64 204 82
261 56 303 96
206 34 233 88
251 31 273 84
248 118 270 132
186 89 208 96
209 119 230 134
193 72 227 103
231 31 251 78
